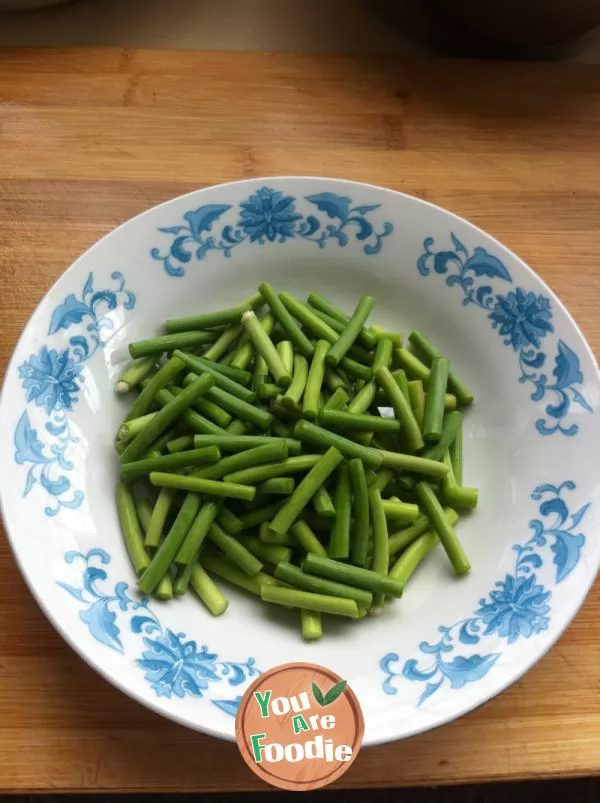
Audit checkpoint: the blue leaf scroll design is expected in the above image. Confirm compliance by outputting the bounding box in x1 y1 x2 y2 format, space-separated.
150 187 394 276
417 235 592 436
57 550 260 709
380 482 589 703
14 272 136 515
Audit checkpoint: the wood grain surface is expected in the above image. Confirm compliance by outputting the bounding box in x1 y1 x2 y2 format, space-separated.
0 48 599 792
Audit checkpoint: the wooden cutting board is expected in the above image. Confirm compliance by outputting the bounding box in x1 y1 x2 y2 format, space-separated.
0 48 599 792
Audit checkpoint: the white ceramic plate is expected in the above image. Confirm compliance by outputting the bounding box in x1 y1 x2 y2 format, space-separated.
1 178 599 745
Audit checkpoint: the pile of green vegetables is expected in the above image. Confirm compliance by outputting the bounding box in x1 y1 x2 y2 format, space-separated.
114 284 477 641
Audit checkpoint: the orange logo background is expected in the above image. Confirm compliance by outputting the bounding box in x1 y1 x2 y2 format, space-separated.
236 662 364 791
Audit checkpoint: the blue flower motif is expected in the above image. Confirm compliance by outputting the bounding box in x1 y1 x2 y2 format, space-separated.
18 346 83 415
476 574 550 644
489 289 554 351
137 630 219 699
416 236 591 436
14 411 48 466
238 187 303 242
152 187 393 274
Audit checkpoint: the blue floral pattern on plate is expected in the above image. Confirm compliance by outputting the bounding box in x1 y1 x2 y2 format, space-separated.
150 187 394 276
58 550 260 714
417 235 593 436
14 272 136 515
380 481 589 704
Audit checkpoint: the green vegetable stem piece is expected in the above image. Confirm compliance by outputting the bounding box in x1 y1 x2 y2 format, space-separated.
137 492 201 593
174 351 254 401
389 509 460 585
191 441 289 481
409 331 474 406
307 292 377 349
328 464 351 559
190 565 229 615
371 326 403 346
152 387 226 437
238 500 287 530
375 366 424 452
118 413 157 443
269 447 344 535
381 499 420 523
192 434 301 455
120 446 221 482
303 553 404 597
203 385 273 430
135 497 173 600
324 367 349 393
281 353 309 410
291 520 328 557
169 383 232 429
392 369 410 403
116 357 156 394
167 435 195 453
325 295 374 367
294 420 383 470
415 481 470 575
237 535 292 566
423 357 449 442
208 522 263 575
259 523 298 547
422 411 464 462
348 458 369 566
394 347 430 383
175 501 221 565
261 585 359 619
323 387 349 411
230 313 274 370
258 282 314 357
135 497 154 533
128 331 217 359
216 505 244 534
309 309 374 364
303 340 330 420
116 483 150 574
256 477 296 496
123 355 186 423
257 382 280 401
347 381 376 415
276 340 294 376
202 551 279 596
120 374 214 463
450 416 463 483
313 485 336 519
377 450 449 478
280 291 339 343
301 609 322 641
372 337 393 373
202 323 243 362
149 472 256 501
164 292 263 333
173 563 195 596
241 309 292 387
225 454 322 485
225 419 251 435
318 409 401 433
144 487 174 549
368 487 389 608
275 562 372 607
407 379 425 428
441 452 479 509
